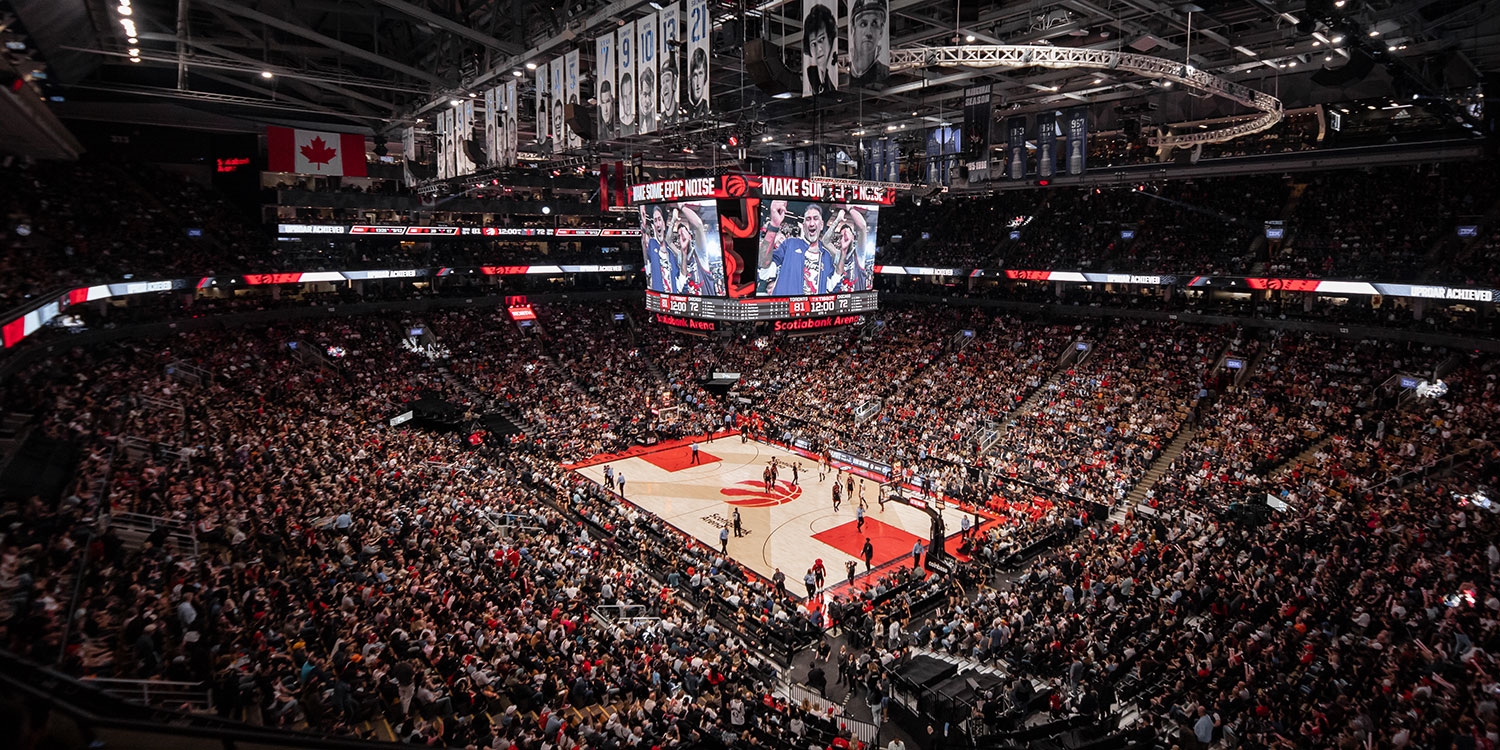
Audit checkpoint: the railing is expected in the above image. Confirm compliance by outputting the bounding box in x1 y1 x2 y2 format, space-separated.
108 511 199 558
1365 440 1493 496
119 435 192 464
779 680 881 747
55 445 117 665
852 399 882 426
164 359 212 385
81 677 212 712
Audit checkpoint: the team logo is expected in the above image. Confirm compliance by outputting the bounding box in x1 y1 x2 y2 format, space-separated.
723 174 748 197
720 479 801 507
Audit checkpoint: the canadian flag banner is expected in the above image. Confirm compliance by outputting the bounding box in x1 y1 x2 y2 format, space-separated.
267 126 367 177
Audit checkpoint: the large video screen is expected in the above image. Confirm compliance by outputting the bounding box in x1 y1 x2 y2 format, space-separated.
639 200 725 296
755 200 879 296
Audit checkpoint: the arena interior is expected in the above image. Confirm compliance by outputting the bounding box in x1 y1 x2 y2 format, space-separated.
2 1 1500 749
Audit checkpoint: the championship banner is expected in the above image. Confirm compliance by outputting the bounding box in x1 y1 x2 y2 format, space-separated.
504 80 519 167
550 56 566 152
484 86 500 167
565 50 582 149
596 32 617 140
802 0 837 97
535 60 549 145
685 0 709 118
1036 110 1057 179
963 86 991 182
618 20 637 137
848 0 889 87
884 138 900 182
1007 115 1028 180
658 1 682 128
1064 106 1088 176
638 12 659 134
267 126 368 177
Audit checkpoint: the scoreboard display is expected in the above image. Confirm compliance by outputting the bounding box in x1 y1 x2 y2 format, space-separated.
645 290 878 321
632 175 894 325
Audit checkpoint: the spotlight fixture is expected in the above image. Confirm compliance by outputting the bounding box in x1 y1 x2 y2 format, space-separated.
261 70 274 79
541 206 551 214
965 34 976 42
513 70 523 77
525 61 537 70
449 98 461 106
1330 34 1344 44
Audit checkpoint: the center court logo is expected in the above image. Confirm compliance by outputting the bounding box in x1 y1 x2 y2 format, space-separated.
720 480 801 507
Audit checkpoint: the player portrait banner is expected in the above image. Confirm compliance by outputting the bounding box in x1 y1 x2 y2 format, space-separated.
1065 106 1088 176
268 126 368 177
550 56 566 153
640 13 661 134
484 87 499 167
1036 110 1057 179
802 0 838 97
658 1 682 128
685 0 709 118
595 32 617 140
618 20 637 137
400 126 417 185
1007 115 1028 181
534 60 549 146
848 0 889 87
963 86 991 182
565 50 582 149
434 109 450 179
504 80 519 166
459 99 477 175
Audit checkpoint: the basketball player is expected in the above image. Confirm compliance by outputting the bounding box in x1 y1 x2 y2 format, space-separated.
832 481 842 512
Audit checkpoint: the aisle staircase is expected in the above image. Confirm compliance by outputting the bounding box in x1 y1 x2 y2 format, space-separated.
1121 427 1198 512
1248 181 1307 275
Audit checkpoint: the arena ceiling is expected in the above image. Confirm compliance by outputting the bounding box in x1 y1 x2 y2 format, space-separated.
6 0 1498 164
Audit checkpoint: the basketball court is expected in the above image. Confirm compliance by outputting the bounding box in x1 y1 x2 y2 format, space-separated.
569 435 982 593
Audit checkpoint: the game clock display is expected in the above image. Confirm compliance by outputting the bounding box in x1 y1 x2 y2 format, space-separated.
645 290 878 322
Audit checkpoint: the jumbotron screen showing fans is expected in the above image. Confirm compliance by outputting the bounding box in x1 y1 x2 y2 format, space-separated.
756 200 879 296
638 199 725 296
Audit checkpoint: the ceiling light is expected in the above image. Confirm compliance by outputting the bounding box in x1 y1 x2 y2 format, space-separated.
1369 30 1380 37
449 98 461 106
129 56 140 63
1388 45 1398 51
1366 104 1377 109
911 111 919 116
1287 60 1297 67
525 61 537 70
541 206 551 214
416 117 423 123
513 70 523 77
965 34 976 42
127 37 138 43
1093 77 1103 84
117 5 132 14
1330 34 1344 44
261 70 274 79
1312 41 1321 47
1334 0 1345 6
1162 81 1173 87
127 48 139 56
1324 55 1333 62
760 135 773 142
886 124 897 131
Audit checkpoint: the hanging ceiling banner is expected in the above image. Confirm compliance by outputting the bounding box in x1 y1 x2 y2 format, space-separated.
1065 106 1088 176
595 31 617 140
685 0 709 118
1007 115 1028 181
550 56 566 153
618 20 638 137
637 12 659 134
565 50 582 150
658 1 682 129
848 0 889 87
534 60 550 146
802 0 838 97
1036 110 1057 179
963 86 991 182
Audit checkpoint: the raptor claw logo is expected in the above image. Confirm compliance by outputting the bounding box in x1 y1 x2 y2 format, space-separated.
720 479 801 507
